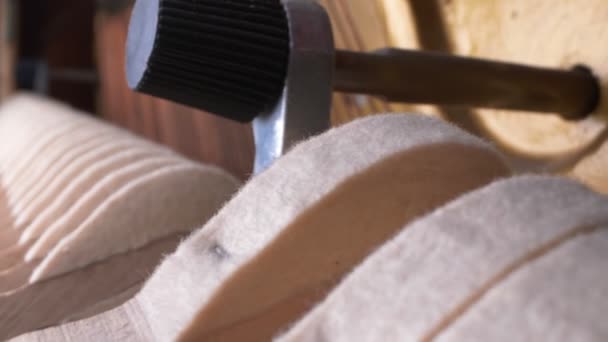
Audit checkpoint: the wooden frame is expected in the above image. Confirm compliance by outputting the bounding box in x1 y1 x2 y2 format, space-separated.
0 0 17 101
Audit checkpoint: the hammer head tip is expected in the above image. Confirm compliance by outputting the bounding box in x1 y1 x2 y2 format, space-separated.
125 0 158 90
125 0 291 122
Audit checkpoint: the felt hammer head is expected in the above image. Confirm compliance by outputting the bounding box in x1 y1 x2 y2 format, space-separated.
126 0 291 122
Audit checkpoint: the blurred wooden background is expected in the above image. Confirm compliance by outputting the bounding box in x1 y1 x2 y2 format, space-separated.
0 0 16 100
92 1 426 180
93 0 608 191
2 0 608 191
13 0 96 112
96 9 255 179
0 0 482 180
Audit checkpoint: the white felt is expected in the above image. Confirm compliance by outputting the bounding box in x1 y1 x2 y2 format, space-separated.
6 127 119 210
2 233 187 340
0 159 188 291
16 148 176 246
0 101 98 180
138 114 508 341
0 93 141 205
0 95 137 227
437 228 608 342
31 163 240 281
0 95 92 234
0 93 118 161
10 114 506 341
4 125 159 216
23 156 185 254
10 134 110 215
276 176 608 342
9 129 144 215
13 140 174 228
0 95 79 167
1 119 90 202
0 109 80 168
0 94 243 339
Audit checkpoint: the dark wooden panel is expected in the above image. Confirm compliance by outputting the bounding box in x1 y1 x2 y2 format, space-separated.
18 0 96 112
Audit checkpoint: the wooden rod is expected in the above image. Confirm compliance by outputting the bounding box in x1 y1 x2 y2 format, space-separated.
334 48 600 120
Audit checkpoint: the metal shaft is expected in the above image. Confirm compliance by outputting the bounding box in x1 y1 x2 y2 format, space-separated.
334 48 600 120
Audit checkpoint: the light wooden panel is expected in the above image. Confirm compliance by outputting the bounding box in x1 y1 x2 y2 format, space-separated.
381 0 608 193
320 0 442 124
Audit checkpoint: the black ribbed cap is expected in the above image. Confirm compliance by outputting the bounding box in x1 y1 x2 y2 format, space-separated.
126 0 290 122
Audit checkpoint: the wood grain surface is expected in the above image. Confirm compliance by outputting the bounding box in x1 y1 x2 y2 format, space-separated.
381 0 608 193
0 0 16 101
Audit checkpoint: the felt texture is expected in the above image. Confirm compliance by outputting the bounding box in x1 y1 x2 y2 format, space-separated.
11 134 171 220
0 94 240 284
23 156 184 254
9 132 110 216
437 228 608 342
0 95 167 219
2 109 87 180
177 143 507 341
276 176 608 342
13 114 509 341
0 95 81 168
2 234 185 340
0 94 242 338
14 142 173 231
1 119 91 200
0 103 69 226
6 127 118 211
31 163 240 282
16 146 174 245
0 93 171 232
0 154 188 294
0 157 185 294
144 114 507 341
